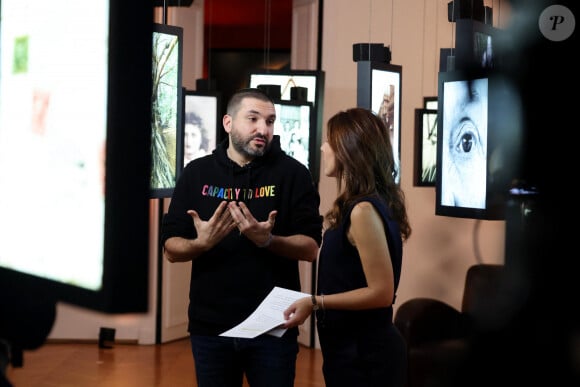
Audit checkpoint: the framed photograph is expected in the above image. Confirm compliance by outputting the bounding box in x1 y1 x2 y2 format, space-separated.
435 69 511 221
356 61 402 184
414 108 438 187
150 23 184 198
248 69 325 185
273 99 315 171
437 72 488 216
435 69 524 220
183 89 221 168
249 70 323 106
423 96 438 110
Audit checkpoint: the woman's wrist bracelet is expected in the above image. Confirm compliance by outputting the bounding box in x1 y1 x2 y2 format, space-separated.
258 233 273 248
320 294 325 310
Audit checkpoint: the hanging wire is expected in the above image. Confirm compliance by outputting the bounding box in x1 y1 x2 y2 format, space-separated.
162 0 168 25
434 0 439 92
390 0 394 53
473 219 484 263
207 0 214 80
420 0 427 96
450 0 456 56
484 0 489 25
263 0 272 70
368 0 372 52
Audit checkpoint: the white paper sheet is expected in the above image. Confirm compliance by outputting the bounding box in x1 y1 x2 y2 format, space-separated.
219 286 310 339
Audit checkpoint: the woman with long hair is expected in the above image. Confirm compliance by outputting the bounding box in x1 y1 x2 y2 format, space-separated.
284 107 411 387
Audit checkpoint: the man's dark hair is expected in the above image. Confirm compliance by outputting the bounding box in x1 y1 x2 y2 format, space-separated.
226 88 275 117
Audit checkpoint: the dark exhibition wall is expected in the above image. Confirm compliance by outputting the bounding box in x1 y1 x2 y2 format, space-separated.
458 1 579 386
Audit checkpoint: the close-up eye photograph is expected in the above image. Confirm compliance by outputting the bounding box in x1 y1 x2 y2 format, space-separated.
441 77 488 209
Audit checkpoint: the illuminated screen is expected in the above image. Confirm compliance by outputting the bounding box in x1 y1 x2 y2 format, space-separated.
183 90 220 167
414 108 438 187
151 23 183 198
0 0 109 291
249 70 324 185
0 1 151 312
440 77 488 209
356 62 402 184
435 70 519 221
371 67 401 183
273 100 313 170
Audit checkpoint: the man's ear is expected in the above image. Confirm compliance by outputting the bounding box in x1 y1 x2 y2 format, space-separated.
222 114 232 133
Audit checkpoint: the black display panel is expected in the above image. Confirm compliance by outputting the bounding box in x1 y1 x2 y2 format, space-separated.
414 108 438 187
455 19 500 70
356 61 402 183
273 99 316 177
435 70 522 220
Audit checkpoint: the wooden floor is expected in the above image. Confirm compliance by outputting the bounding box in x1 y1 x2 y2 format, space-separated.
5 338 325 387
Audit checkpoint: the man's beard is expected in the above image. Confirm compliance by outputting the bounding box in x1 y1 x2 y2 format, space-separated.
230 129 270 158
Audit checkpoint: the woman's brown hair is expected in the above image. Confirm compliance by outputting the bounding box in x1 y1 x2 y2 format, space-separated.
324 107 411 240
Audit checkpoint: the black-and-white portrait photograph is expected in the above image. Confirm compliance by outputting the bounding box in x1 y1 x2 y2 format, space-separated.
183 92 218 167
441 77 488 209
274 102 311 169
